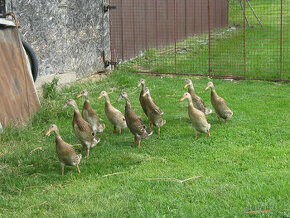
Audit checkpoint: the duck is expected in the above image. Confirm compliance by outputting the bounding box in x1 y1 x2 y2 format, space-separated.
142 88 166 135
205 82 233 122
184 79 212 115
138 78 149 116
118 91 152 148
180 92 211 138
76 90 105 135
63 99 100 157
45 124 82 175
97 91 127 134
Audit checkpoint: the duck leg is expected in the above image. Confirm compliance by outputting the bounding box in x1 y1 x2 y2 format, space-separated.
83 144 86 152
61 164 65 176
149 122 153 132
86 148 90 158
217 115 221 123
207 130 211 137
76 164 81 174
157 127 160 135
113 125 117 133
118 128 122 135
193 129 198 139
134 135 138 144
137 140 141 148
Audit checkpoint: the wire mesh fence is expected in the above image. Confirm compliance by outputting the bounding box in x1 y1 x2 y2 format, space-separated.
109 0 289 81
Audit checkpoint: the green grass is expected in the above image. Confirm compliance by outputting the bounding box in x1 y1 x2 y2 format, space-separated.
124 0 290 80
0 70 289 217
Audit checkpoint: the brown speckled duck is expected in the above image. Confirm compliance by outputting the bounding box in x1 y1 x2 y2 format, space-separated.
76 90 105 135
63 99 100 157
97 91 127 134
184 79 212 115
45 124 82 175
138 78 149 116
118 91 152 148
142 88 166 135
205 82 233 122
180 93 211 138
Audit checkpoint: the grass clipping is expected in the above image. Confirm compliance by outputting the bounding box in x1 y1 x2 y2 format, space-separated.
144 176 202 184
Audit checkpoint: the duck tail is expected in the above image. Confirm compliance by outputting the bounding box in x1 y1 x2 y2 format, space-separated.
147 130 153 137
146 127 153 137
92 137 101 147
78 154 82 163
229 111 233 119
97 123 106 133
226 110 233 119
205 107 212 115
161 119 166 127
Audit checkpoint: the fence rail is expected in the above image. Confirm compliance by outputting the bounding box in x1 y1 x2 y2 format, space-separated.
109 0 290 81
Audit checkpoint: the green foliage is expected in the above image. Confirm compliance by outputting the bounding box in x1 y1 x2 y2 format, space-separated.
0 70 289 217
42 77 59 99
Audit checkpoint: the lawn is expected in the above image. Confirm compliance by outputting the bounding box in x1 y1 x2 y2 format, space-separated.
127 0 290 80
0 70 289 217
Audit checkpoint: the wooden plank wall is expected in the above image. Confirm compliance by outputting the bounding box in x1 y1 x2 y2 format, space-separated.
0 27 40 127
110 0 229 62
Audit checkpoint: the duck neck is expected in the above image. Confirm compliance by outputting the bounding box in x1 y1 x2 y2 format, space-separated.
72 104 80 113
104 94 111 104
210 86 218 97
124 97 131 110
188 84 195 95
187 96 194 106
84 95 89 102
54 129 62 142
141 83 146 92
145 92 151 99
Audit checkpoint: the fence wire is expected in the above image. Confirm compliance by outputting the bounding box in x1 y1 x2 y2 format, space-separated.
109 0 289 81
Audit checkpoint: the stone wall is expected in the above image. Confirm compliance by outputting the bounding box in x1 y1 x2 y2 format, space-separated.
6 0 110 78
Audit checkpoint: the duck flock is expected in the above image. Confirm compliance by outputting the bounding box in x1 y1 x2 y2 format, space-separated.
45 79 233 175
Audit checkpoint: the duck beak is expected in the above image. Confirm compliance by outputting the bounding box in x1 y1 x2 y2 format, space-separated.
180 96 186 102
76 93 83 98
45 129 51 136
183 83 189 89
137 82 141 87
97 94 102 100
205 85 210 91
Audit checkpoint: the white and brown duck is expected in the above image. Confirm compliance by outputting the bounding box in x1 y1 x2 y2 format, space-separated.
76 89 105 135
97 91 127 134
142 88 166 135
63 99 100 157
180 93 211 138
45 124 82 175
184 79 212 115
118 91 152 148
205 82 233 122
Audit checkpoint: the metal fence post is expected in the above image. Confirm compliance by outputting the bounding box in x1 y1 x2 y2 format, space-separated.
280 0 283 80
174 0 177 74
208 0 211 75
243 0 246 78
109 0 114 70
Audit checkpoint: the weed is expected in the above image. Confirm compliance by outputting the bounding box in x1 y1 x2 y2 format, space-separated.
42 77 59 99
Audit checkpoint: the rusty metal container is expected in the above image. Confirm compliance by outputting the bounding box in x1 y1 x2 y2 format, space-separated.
0 21 40 127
